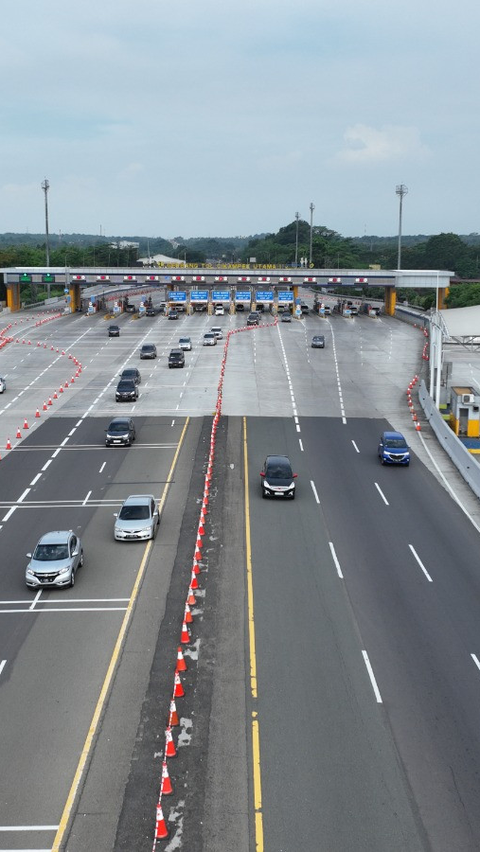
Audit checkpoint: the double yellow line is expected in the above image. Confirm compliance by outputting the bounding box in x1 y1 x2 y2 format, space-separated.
243 417 264 850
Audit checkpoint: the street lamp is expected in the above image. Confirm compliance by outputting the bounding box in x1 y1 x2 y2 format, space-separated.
309 203 315 267
294 211 300 267
396 184 408 269
41 178 51 297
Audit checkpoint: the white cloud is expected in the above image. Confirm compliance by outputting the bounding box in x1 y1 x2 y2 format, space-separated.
335 124 430 164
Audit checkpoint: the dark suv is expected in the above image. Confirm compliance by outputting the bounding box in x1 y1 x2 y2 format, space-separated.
247 312 259 326
168 349 185 368
121 367 141 384
105 417 136 446
116 379 139 402
260 455 297 499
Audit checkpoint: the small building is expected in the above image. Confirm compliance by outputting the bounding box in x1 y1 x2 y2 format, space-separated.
450 386 480 437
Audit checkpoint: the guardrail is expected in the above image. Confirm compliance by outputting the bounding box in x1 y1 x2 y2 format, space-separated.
418 380 480 498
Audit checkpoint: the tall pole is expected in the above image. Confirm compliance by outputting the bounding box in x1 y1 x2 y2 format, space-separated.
41 178 51 297
294 211 300 268
309 202 315 266
396 184 408 269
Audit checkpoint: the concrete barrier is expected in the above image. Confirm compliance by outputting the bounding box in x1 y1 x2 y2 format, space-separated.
418 380 480 498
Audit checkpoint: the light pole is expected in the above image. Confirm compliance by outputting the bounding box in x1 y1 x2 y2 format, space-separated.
396 184 408 269
309 202 315 267
294 211 300 267
41 178 51 297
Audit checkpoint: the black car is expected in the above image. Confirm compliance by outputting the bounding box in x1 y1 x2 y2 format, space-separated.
311 335 325 348
146 306 157 317
260 455 297 499
247 312 259 326
168 348 185 368
281 312 291 323
105 417 136 446
115 379 139 402
121 367 141 385
124 303 136 313
108 325 120 337
168 311 179 320
140 343 157 359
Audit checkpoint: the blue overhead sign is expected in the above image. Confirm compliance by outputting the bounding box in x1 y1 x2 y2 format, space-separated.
235 290 251 301
168 291 186 301
190 291 209 301
212 291 230 301
278 291 294 302
256 291 274 301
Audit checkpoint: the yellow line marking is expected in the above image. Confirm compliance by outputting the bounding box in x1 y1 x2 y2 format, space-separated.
244 417 264 851
51 417 190 851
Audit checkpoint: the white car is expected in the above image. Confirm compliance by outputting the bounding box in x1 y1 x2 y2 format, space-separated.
0 376 6 393
203 332 217 346
178 337 192 351
211 326 223 340
114 495 159 541
214 305 225 316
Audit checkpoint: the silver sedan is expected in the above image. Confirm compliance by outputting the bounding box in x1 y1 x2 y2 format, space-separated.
114 494 159 541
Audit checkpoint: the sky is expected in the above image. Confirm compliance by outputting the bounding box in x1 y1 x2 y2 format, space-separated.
1 0 479 241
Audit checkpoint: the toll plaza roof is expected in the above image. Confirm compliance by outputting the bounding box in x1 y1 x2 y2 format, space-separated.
439 305 480 338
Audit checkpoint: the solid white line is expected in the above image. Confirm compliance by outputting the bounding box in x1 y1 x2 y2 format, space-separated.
408 544 433 582
30 473 42 486
352 440 360 453
2 507 16 522
99 462 106 473
82 490 92 506
310 480 320 504
329 541 344 579
374 482 389 506
0 598 130 605
417 431 480 536
362 650 383 703
0 824 58 831
0 660 6 676
0 608 128 614
471 653 480 672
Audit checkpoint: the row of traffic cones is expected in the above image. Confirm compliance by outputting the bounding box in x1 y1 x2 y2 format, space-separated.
407 375 422 431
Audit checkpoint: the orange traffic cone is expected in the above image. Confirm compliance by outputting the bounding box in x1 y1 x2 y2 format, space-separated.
174 671 184 698
165 726 177 758
161 759 173 796
6 438 11 450
59 386 64 394
168 698 179 727
16 427 22 439
23 419 29 429
155 802 169 839
186 587 196 607
35 409 40 418
176 646 187 672
53 390 58 399
180 620 190 644
193 559 200 575
184 603 193 624
190 571 199 591
48 397 53 406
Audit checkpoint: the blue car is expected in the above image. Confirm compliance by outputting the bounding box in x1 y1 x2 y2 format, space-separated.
378 431 410 465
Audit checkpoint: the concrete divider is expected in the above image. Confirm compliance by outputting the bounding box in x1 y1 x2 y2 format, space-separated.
419 380 480 498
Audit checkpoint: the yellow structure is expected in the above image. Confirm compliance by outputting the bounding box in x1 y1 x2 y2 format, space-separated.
449 386 480 437
384 286 396 315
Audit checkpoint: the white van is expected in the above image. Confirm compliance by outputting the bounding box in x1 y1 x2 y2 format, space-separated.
214 304 225 316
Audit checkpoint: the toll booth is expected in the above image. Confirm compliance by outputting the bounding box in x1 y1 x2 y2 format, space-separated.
449 386 480 437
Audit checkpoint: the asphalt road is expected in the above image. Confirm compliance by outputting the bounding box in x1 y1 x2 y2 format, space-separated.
1 301 480 851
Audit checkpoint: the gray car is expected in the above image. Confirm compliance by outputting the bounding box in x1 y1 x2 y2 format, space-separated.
114 494 159 541
26 530 84 588
0 376 6 393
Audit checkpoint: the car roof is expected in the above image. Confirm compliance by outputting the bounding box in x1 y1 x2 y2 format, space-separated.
108 417 132 426
141 343 156 347
179 336 191 341
265 454 291 464
204 331 215 336
122 367 139 373
117 377 136 385
37 530 72 544
170 348 183 354
122 494 155 505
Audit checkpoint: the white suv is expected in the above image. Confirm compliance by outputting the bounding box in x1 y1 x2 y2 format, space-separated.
214 305 225 316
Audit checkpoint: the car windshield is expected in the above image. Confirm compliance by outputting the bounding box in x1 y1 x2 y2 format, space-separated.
109 422 129 433
266 463 292 479
122 370 136 377
33 543 69 561
118 380 134 388
119 505 150 520
142 345 154 351
385 437 407 448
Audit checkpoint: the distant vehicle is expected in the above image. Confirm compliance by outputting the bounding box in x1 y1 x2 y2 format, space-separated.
324 306 331 316
311 335 325 348
108 325 120 337
211 326 223 339
281 312 291 323
203 332 217 346
115 379 139 402
378 431 410 465
247 312 259 326
235 303 245 312
260 455 297 499
121 367 141 385
146 306 157 316
168 310 179 320
114 494 159 541
168 348 185 368
105 417 136 447
140 343 157 359
0 376 6 393
301 304 309 315
214 305 225 316
26 530 84 588
178 337 192 351
124 303 136 313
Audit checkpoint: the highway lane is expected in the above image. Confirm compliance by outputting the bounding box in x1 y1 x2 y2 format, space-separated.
1 304 472 851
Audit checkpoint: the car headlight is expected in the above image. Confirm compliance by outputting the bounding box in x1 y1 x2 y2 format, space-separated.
26 568 35 577
57 566 71 575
